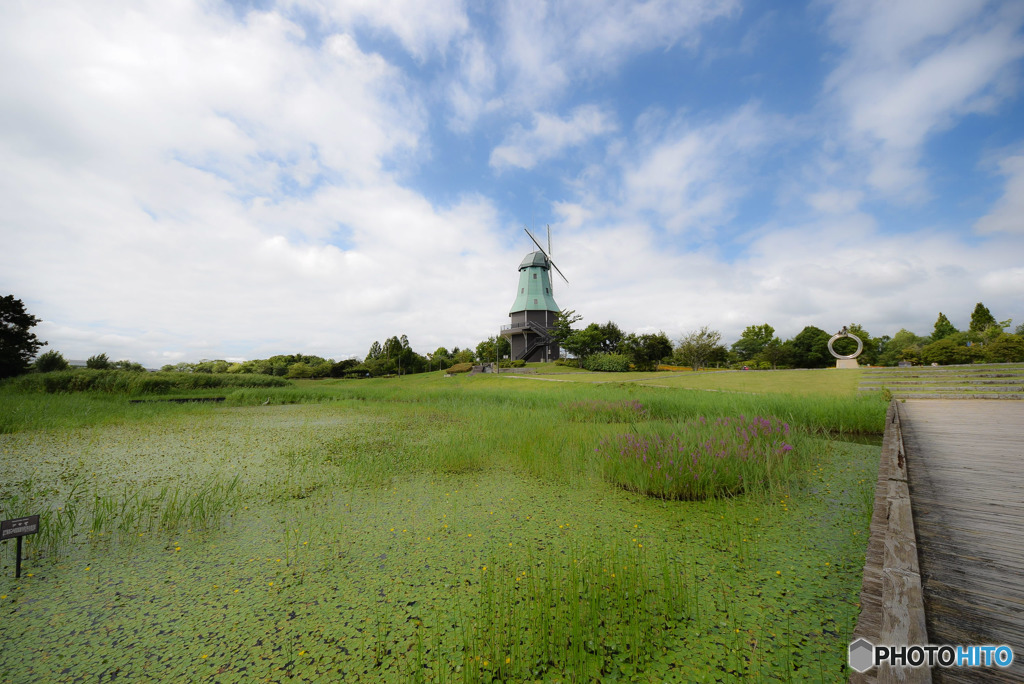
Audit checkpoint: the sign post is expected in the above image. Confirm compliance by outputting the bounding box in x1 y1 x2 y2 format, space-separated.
2 515 40 578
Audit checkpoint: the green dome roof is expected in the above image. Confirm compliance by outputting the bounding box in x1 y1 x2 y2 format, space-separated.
519 251 549 269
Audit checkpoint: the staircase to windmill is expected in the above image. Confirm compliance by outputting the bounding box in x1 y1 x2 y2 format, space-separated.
858 363 1024 399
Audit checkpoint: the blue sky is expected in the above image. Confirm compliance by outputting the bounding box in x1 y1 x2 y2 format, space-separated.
1 0 1022 366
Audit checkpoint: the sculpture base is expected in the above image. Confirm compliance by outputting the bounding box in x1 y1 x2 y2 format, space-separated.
836 359 859 369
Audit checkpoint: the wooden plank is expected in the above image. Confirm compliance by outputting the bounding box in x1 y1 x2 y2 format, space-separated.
898 400 1024 683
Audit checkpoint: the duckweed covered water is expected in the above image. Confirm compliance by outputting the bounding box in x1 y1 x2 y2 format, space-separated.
1 392 878 682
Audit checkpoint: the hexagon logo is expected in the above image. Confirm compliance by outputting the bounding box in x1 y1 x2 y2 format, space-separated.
849 638 875 673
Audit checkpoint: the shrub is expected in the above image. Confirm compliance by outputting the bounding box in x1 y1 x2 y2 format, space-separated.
86 353 111 370
596 415 800 500
553 359 577 367
582 353 631 372
447 363 473 374
34 350 70 373
497 359 526 368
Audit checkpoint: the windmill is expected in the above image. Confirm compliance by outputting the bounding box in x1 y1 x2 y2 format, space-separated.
499 225 569 362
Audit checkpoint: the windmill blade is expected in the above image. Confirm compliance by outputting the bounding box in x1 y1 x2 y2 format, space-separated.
547 224 552 255
549 258 569 284
524 227 549 257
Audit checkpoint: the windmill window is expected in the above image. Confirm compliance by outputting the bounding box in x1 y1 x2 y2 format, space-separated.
546 288 550 294
521 288 524 293
534 299 538 305
533 273 537 279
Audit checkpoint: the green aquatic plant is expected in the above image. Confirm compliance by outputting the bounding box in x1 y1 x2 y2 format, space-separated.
597 415 803 500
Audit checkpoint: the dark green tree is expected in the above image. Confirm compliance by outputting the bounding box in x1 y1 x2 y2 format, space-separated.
931 313 957 341
596 321 624 353
969 302 997 333
0 295 46 378
755 337 788 369
921 338 976 365
34 349 69 373
783 326 831 368
621 332 673 371
731 324 775 361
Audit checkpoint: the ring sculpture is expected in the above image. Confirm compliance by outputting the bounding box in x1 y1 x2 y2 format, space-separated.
827 330 863 360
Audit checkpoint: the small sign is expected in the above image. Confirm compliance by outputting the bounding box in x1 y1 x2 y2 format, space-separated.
1 515 39 540
2 516 39 579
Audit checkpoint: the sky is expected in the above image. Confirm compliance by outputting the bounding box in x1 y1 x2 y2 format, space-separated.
2 0 1023 366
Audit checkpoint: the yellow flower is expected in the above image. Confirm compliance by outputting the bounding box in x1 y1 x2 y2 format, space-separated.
268 582 274 586
299 650 306 655
776 571 781 575
201 654 208 659
85 567 90 571
506 657 511 664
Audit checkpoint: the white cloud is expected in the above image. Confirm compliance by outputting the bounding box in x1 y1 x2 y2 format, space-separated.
496 0 738 109
490 105 616 170
281 0 470 61
621 103 773 234
824 0 1024 199
974 151 1024 234
0 1 510 364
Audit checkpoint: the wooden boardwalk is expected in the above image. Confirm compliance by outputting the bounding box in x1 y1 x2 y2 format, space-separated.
899 400 1024 682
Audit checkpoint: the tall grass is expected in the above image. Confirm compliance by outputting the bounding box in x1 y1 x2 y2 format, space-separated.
597 415 802 500
4 369 288 394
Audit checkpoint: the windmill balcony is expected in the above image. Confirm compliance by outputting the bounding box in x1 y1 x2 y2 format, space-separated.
501 322 543 331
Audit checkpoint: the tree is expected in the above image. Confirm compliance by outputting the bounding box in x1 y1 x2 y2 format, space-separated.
1016 323 1024 336
563 324 604 365
921 338 976 365
731 324 775 361
617 332 672 371
0 295 46 378
757 338 788 370
34 349 69 373
675 326 724 372
452 349 475 364
984 333 1024 363
367 341 383 360
475 336 510 363
596 321 624 353
878 329 927 366
783 326 831 368
550 309 583 346
931 313 957 341
87 353 112 370
969 302 997 333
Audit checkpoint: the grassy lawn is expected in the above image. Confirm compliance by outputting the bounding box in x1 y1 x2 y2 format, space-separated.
526 367 863 397
0 372 883 682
